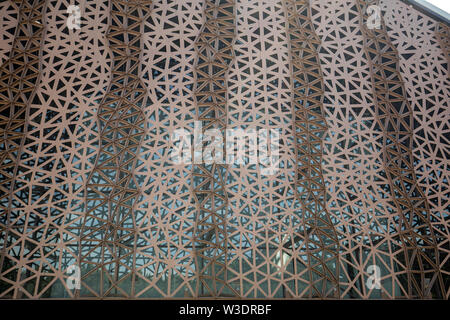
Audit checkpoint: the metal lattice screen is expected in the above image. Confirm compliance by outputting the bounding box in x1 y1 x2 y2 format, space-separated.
0 0 449 299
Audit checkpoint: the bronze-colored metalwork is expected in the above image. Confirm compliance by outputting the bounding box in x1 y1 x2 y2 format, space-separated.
0 0 48 299
356 0 445 298
0 0 448 299
436 22 450 66
79 0 152 298
192 0 237 297
383 1 450 298
282 0 340 298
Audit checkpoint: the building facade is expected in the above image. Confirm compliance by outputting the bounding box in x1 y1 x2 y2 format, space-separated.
0 0 449 299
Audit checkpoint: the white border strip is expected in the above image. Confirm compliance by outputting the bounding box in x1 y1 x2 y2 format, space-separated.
409 0 450 23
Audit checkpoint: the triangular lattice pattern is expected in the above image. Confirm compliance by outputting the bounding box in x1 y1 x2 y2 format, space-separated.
0 0 448 299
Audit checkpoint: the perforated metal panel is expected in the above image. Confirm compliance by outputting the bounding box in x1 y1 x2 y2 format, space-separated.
0 0 448 299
